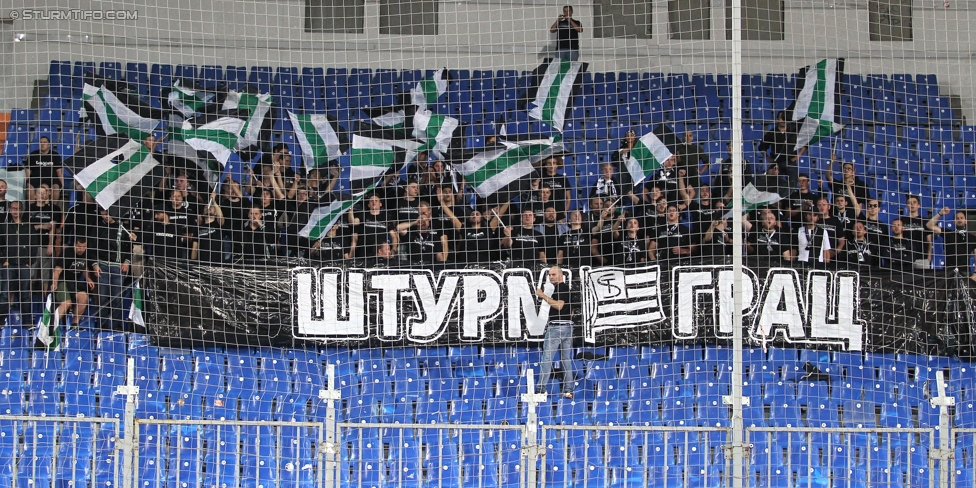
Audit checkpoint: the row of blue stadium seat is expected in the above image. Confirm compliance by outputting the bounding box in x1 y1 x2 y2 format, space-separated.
45 60 944 97
2 327 975 428
35 87 958 126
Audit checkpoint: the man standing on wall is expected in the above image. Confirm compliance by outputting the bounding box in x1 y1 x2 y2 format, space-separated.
550 5 583 61
535 265 579 398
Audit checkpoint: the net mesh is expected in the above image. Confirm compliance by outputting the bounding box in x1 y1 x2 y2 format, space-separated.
0 1 975 487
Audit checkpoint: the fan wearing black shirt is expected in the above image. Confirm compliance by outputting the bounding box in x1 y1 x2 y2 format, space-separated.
0 179 9 222
859 198 889 242
787 173 819 222
823 156 870 212
157 189 197 260
26 185 61 293
393 181 423 225
239 206 276 261
535 265 579 398
397 202 450 267
682 183 721 240
501 209 547 269
757 111 804 183
831 193 857 234
1 201 37 313
927 207 976 279
218 176 248 245
747 211 792 261
549 6 582 61
351 193 396 261
591 163 620 200
613 217 648 266
814 197 847 255
588 201 622 266
650 156 681 206
23 136 64 202
902 194 932 268
311 222 354 264
50 238 94 320
556 210 593 270
884 219 922 272
537 157 573 214
195 203 226 264
650 204 691 265
839 221 880 270
457 209 499 264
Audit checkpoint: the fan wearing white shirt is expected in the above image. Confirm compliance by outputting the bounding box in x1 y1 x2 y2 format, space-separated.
792 210 833 267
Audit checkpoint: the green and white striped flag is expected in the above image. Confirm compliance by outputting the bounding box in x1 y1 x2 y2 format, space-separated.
222 90 273 149
129 279 146 328
722 183 785 219
74 139 160 211
171 113 246 165
299 185 376 241
349 135 422 187
167 80 215 117
625 131 674 186
527 59 583 133
82 84 160 140
410 69 448 112
288 110 344 170
34 293 62 351
792 58 844 151
412 110 459 154
370 109 406 129
457 139 562 198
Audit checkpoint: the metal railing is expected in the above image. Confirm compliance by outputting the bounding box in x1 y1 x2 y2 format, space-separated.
746 427 939 488
0 416 121 488
2 361 971 487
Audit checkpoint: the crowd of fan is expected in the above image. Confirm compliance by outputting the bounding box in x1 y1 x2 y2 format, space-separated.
1 121 974 327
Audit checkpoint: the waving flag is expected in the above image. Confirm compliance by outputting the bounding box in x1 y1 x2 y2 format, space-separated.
456 139 562 198
171 112 246 165
349 135 422 188
791 58 845 151
288 111 346 170
129 279 146 328
722 183 785 219
73 138 160 211
412 110 460 154
222 90 273 149
624 131 673 186
299 185 376 241
82 84 160 140
34 294 62 351
527 58 585 133
167 80 215 117
410 69 449 112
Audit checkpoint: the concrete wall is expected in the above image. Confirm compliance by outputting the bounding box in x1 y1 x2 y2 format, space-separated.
0 0 974 118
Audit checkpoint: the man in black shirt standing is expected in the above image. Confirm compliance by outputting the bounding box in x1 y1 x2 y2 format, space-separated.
550 5 583 61
50 237 95 322
535 265 578 398
23 136 64 202
927 207 976 280
758 111 803 185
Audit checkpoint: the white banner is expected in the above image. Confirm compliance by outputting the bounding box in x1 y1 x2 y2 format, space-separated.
291 264 865 350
